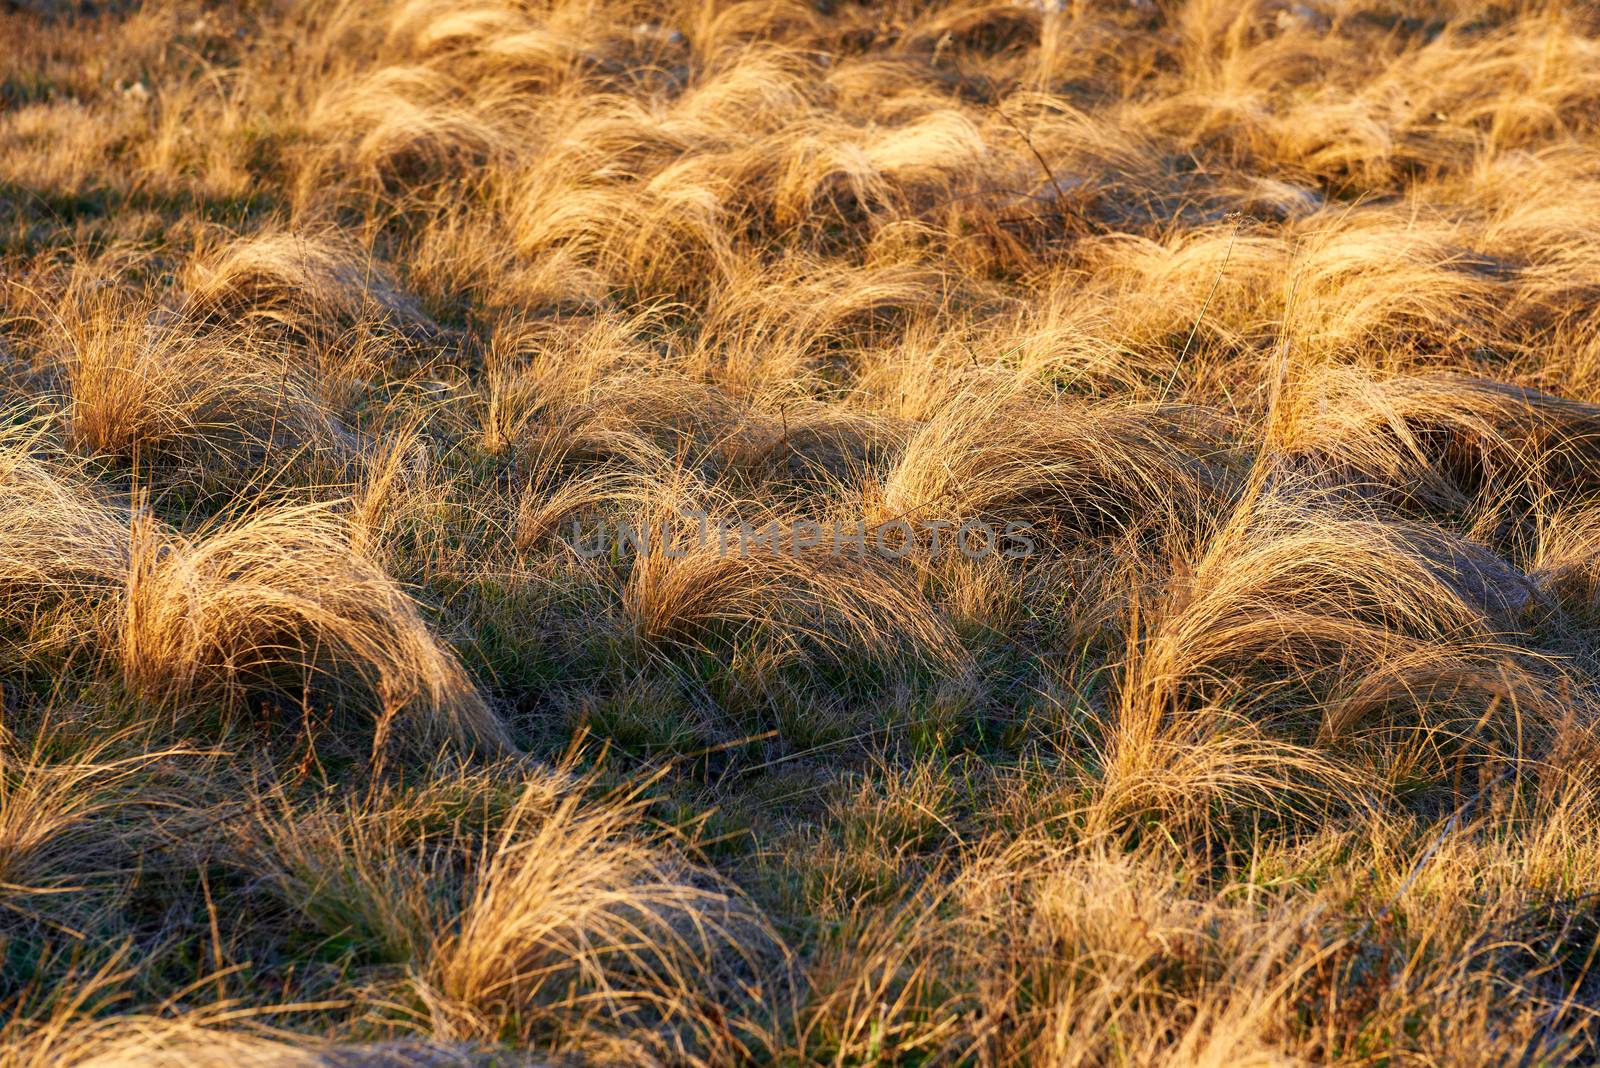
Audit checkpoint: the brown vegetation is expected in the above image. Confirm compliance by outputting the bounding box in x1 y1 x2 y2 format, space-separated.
2 0 1600 1063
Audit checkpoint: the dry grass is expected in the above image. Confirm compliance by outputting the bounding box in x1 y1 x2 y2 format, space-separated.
3 0 1600 1063
120 502 510 755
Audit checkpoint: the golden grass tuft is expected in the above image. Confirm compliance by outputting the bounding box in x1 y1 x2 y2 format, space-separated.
1117 484 1557 759
119 503 509 755
52 282 341 484
0 427 129 645
1271 365 1600 512
429 774 774 1060
877 383 1228 548
182 232 432 340
235 760 776 1062
617 503 969 677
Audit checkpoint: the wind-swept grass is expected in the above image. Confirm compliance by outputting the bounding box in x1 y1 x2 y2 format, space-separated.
3 0 1600 1063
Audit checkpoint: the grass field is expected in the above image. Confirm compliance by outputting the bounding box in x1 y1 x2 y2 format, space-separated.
4 0 1600 1063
